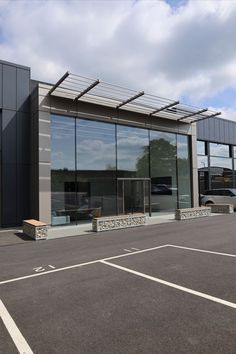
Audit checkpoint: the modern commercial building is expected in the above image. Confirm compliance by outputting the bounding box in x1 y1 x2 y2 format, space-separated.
0 59 234 228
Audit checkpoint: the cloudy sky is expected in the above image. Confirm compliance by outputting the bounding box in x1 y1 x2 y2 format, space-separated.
1 0 236 120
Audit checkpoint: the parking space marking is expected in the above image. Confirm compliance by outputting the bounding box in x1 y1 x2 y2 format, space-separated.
0 298 34 354
169 245 236 258
123 249 132 252
0 244 169 286
101 260 236 309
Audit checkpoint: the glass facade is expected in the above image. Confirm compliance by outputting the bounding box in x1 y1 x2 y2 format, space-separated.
76 119 117 220
51 116 76 225
150 131 177 213
117 125 149 178
51 114 192 225
197 141 234 196
177 135 191 208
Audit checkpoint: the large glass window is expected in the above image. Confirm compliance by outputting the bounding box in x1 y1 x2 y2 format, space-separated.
150 131 177 212
210 143 229 157
76 119 117 220
198 156 209 197
77 119 116 171
51 114 193 224
210 157 233 189
197 141 206 155
177 135 192 208
51 115 76 226
117 125 149 178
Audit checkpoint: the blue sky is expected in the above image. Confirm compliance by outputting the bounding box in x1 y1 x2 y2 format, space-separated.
0 0 236 120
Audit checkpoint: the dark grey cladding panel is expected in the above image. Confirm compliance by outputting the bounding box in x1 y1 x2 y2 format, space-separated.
17 68 30 112
17 164 30 223
0 63 2 108
17 112 30 164
2 164 17 226
2 109 17 164
3 64 17 110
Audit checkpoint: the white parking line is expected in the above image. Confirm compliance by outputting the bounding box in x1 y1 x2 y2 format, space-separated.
101 260 236 309
0 298 34 354
0 244 169 286
168 245 236 257
123 249 132 252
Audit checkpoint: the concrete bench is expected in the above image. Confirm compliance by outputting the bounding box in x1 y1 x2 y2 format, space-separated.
23 219 48 240
175 207 211 220
210 204 234 214
92 214 146 232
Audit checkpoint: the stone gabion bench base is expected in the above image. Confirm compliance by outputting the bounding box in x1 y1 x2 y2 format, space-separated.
210 204 234 214
23 219 48 240
92 214 146 232
175 207 211 220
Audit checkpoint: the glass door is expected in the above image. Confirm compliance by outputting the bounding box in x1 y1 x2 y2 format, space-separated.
117 178 151 216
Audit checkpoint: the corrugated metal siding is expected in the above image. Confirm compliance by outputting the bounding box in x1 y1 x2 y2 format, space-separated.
197 117 236 145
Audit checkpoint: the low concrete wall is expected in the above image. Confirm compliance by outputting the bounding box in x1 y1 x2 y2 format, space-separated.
175 207 211 220
93 214 146 232
23 219 48 240
210 204 234 214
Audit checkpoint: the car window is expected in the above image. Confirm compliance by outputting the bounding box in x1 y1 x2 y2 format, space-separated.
205 190 213 195
223 190 234 196
205 190 221 196
206 190 218 195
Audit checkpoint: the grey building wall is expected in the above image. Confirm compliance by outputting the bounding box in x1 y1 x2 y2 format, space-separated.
197 117 236 145
0 60 31 227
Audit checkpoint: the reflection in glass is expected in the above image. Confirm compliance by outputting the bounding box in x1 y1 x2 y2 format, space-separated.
234 159 236 187
51 114 194 222
51 115 76 225
77 119 116 171
117 125 149 178
117 179 150 215
197 141 206 155
76 119 117 220
198 156 209 195
210 143 229 157
210 157 233 189
177 135 191 208
150 131 177 212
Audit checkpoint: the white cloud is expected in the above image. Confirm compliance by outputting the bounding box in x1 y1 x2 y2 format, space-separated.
1 0 236 119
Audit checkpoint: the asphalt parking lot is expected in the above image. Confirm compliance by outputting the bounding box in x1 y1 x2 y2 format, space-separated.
0 214 236 354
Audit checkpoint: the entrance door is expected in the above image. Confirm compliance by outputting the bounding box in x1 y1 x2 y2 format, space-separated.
117 178 150 215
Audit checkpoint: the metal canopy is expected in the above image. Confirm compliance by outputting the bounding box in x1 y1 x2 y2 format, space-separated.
48 72 221 124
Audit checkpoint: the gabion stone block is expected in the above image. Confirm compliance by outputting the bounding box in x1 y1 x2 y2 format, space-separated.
210 204 234 214
92 214 146 232
175 207 211 220
23 219 48 240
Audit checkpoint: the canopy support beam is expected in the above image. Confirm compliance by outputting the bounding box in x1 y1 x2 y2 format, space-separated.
74 79 100 101
48 71 70 95
191 112 221 123
178 108 208 121
149 100 179 116
116 91 144 109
